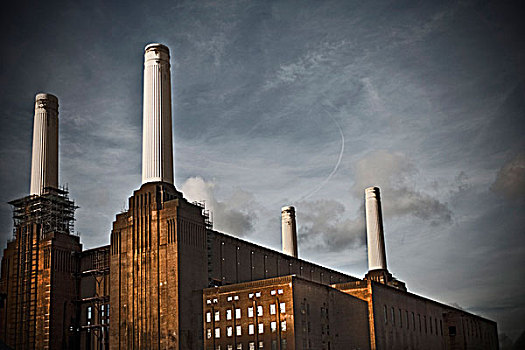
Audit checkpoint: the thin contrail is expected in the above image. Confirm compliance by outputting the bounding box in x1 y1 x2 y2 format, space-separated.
297 106 345 202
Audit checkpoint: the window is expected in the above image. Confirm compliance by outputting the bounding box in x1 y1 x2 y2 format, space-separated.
440 320 443 335
278 289 283 294
248 307 254 318
249 324 255 335
449 326 457 336
215 311 220 321
207 299 212 305
406 310 409 329
272 340 277 350
228 296 233 302
235 308 241 319
236 325 242 336
399 309 402 328
258 323 264 334
207 329 212 339
384 305 388 324
430 316 433 334
258 341 264 349
217 346 221 350
281 321 287 332
234 295 239 301
215 328 220 338
227 309 232 320
249 293 254 299
87 306 92 320
228 346 233 350
435 318 438 336
249 342 255 350
270 304 276 315
280 303 286 314
271 321 277 333
418 314 421 332
237 345 243 350
257 305 263 316
391 307 395 325
206 312 211 323
412 312 415 330
281 339 287 350
255 292 261 297
227 326 233 337
271 290 276 295
424 316 427 333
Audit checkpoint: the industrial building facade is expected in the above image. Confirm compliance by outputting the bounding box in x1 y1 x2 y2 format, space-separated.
0 44 498 349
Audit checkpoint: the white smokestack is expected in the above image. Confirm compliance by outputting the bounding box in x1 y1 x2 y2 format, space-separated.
30 93 59 195
281 206 298 258
365 186 387 271
142 43 174 185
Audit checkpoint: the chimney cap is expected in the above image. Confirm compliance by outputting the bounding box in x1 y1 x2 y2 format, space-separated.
281 206 295 213
35 93 58 109
365 186 381 198
145 43 170 53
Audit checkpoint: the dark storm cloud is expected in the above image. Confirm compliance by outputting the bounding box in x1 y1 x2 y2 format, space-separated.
353 150 453 225
491 153 525 201
181 177 259 237
297 199 365 252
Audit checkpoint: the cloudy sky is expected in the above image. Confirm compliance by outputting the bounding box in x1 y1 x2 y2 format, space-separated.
1 0 523 342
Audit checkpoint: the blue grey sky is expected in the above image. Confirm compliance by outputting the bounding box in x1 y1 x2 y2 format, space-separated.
1 0 524 342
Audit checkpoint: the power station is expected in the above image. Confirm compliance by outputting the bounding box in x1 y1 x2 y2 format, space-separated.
0 44 498 349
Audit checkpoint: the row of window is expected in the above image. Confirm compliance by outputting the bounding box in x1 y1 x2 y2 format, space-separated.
384 305 443 336
212 339 287 350
207 303 286 323
206 289 285 305
207 321 287 339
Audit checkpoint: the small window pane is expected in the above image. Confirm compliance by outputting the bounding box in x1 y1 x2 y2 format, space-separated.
270 304 276 315
279 303 286 314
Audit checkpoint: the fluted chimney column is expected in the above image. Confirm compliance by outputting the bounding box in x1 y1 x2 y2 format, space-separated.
142 43 174 184
30 93 59 195
281 206 298 258
365 187 387 271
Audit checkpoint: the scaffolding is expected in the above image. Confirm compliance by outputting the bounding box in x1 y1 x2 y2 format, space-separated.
9 186 78 239
193 201 213 230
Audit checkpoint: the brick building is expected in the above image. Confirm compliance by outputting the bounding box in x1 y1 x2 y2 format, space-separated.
0 44 498 349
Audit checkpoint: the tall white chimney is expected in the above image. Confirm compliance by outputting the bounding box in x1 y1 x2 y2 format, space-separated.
30 93 59 195
281 206 298 258
365 187 387 271
142 43 174 185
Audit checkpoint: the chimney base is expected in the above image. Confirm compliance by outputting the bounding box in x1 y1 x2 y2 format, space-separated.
365 269 407 291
